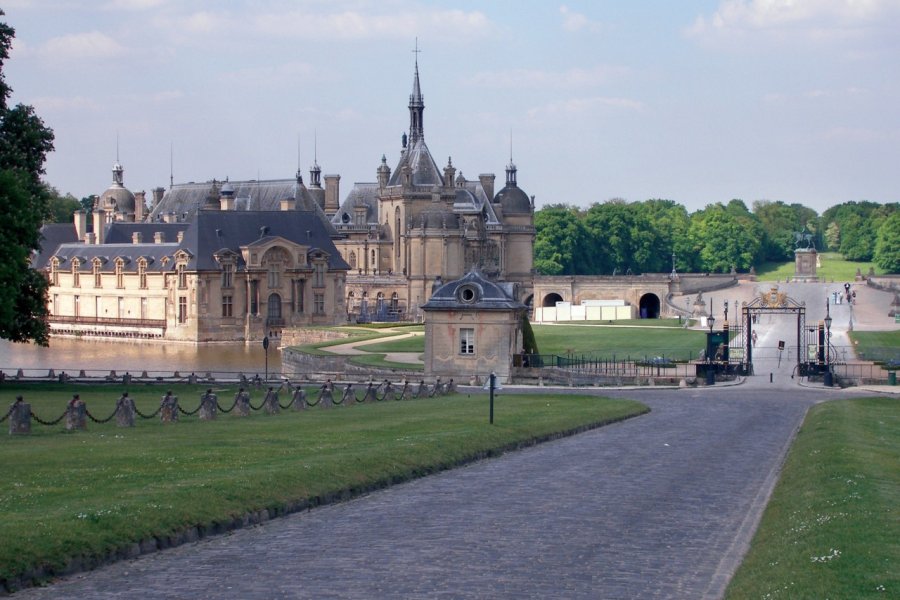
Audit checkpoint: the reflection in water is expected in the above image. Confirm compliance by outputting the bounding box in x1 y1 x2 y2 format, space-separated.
0 337 280 376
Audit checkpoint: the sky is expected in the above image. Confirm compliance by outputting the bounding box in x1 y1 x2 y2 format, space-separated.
3 0 899 214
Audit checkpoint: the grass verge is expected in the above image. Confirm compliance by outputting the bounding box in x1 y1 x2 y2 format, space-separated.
725 397 899 599
347 353 424 371
848 331 900 364
0 382 646 591
755 253 877 282
531 323 706 360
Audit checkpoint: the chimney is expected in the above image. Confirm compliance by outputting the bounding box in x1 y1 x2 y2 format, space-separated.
163 212 175 223
152 187 165 210
220 196 234 211
177 231 184 243
132 231 143 244
479 174 495 201
280 198 295 211
324 174 340 217
92 210 105 244
85 232 96 244
134 191 146 222
154 231 165 244
74 210 87 242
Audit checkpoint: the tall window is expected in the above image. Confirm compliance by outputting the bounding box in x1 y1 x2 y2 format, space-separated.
74 295 80 317
115 260 124 289
93 260 102 288
314 293 325 315
178 296 188 324
349 251 357 270
314 262 326 287
140 297 148 320
222 295 233 317
391 292 399 312
268 265 280 288
460 328 475 355
52 294 58 315
50 259 59 286
138 260 147 289
72 260 80 288
221 263 233 288
268 293 282 319
250 280 259 315
296 279 305 313
117 297 124 319
177 264 187 289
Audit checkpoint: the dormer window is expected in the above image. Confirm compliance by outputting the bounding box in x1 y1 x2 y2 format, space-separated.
72 259 80 288
50 258 59 286
115 259 125 289
221 263 234 288
177 263 187 289
138 259 148 289
92 259 102 288
457 284 478 304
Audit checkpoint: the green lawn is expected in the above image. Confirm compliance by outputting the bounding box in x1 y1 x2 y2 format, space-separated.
347 353 424 371
0 382 646 590
341 322 704 361
755 252 877 282
725 397 899 599
532 324 706 361
848 331 900 363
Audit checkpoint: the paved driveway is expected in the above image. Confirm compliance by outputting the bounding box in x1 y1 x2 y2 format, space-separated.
15 386 837 600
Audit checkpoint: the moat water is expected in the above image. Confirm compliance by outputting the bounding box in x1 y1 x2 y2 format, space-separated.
0 337 281 378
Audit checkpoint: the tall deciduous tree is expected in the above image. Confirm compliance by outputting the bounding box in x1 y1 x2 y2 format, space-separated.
874 211 900 273
533 204 592 275
0 11 55 344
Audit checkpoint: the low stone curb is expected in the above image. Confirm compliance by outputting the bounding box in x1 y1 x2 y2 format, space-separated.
1 407 650 595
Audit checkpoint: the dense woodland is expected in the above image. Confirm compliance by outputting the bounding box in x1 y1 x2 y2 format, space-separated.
534 199 900 275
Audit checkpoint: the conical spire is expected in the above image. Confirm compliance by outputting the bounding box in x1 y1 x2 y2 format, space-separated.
408 39 425 143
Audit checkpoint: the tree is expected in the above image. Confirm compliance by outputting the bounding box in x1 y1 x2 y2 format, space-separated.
45 185 81 223
0 11 55 345
533 205 592 275
687 202 763 272
874 211 900 273
80 194 96 214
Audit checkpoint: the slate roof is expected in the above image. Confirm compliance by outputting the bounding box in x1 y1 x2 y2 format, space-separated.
387 138 443 187
331 183 380 227
179 211 350 271
37 211 348 273
422 269 525 312
147 178 336 235
34 223 79 267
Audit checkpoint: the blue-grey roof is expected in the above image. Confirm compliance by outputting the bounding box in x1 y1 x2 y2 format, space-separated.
387 138 443 187
104 222 188 244
179 211 350 271
331 183 380 227
147 178 336 235
422 269 525 312
35 223 79 267
49 242 179 272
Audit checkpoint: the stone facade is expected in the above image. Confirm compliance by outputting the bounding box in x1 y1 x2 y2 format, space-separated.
330 59 535 322
422 269 527 383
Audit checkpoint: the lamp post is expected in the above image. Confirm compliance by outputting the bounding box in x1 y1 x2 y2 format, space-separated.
724 300 729 325
824 298 833 387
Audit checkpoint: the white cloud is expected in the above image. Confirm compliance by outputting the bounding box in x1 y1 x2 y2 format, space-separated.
104 0 168 10
37 31 126 62
467 66 628 89
559 5 605 33
687 0 900 40
220 62 318 86
251 7 490 40
527 96 643 119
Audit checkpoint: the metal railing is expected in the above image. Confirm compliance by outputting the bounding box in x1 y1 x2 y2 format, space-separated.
49 315 166 328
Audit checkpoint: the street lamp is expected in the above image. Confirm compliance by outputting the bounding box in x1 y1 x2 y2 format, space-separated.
724 300 729 325
824 298 833 387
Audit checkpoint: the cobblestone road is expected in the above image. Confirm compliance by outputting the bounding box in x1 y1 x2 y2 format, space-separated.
16 388 827 599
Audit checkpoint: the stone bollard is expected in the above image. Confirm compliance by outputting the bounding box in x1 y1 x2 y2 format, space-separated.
263 387 279 415
160 392 179 423
363 383 378 403
446 378 455 394
78 370 87 378
292 388 307 411
341 384 355 407
234 388 251 417
198 389 217 420
66 395 87 431
122 373 132 386
188 373 198 385
318 383 333 408
48 369 55 378
115 393 136 427
8 396 30 435
140 371 149 379
382 380 395 402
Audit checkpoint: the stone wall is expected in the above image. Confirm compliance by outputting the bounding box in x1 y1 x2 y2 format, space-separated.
280 328 354 348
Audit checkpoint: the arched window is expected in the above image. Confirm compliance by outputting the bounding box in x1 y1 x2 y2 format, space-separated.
138 259 148 289
72 259 80 288
92 259 102 288
391 292 399 312
115 259 124 289
50 258 59 286
349 251 357 270
268 293 282 319
376 292 385 312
